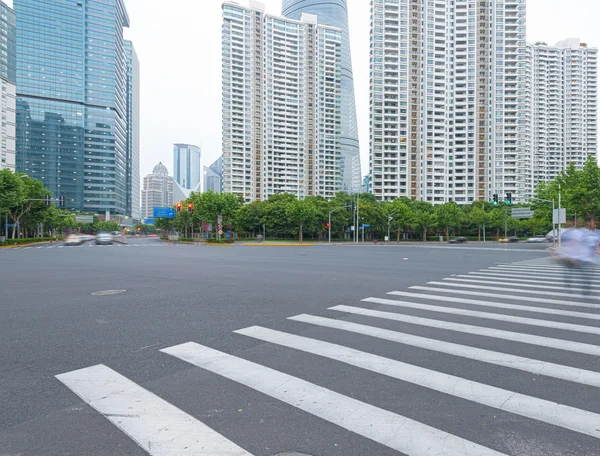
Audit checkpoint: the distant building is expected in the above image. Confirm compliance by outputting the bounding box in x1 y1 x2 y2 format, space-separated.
222 1 342 202
362 175 370 194
203 156 222 194
173 143 201 190
141 162 174 220
526 38 598 198
125 40 140 221
0 1 15 171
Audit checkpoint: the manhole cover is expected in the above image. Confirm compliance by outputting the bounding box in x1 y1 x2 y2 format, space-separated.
91 289 127 296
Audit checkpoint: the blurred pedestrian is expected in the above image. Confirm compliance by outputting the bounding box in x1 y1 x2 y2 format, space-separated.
558 228 597 295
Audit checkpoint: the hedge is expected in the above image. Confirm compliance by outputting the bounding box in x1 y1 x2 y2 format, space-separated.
0 237 61 246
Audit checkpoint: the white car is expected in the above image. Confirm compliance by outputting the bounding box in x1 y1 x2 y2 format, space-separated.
95 232 113 245
64 234 83 246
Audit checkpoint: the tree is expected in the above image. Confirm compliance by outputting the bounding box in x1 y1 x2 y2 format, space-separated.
434 202 461 241
190 191 242 233
469 205 489 241
412 201 435 242
94 221 120 233
4 174 49 239
285 198 318 243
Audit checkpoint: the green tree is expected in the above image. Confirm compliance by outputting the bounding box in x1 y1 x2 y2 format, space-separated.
469 205 489 241
285 198 318 243
94 221 120 233
434 202 461 241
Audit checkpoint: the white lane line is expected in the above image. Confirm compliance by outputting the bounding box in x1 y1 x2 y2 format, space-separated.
421 282 600 302
161 342 508 456
402 287 594 308
288 314 600 388
23 247 32 250
36 246 43 249
489 266 600 276
46 246 55 249
329 305 600 357
466 272 600 286
56 364 254 456
364 297 600 337
445 277 600 293
236 326 600 439
379 291 600 317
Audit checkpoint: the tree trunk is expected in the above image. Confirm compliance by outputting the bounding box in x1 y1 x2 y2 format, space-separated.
299 222 303 243
11 221 17 239
445 227 449 241
397 228 400 243
478 227 481 242
422 229 427 242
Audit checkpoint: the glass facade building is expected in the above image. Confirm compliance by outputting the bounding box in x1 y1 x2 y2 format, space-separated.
15 0 130 214
203 156 222 194
173 143 201 190
282 0 361 193
0 1 16 171
125 40 140 220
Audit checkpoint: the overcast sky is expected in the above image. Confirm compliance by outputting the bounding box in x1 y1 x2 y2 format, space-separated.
116 0 600 177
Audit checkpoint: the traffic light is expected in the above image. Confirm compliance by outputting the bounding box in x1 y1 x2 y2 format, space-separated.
176 202 182 212
44 194 51 207
59 195 65 208
187 203 193 213
325 222 330 228
492 194 499 206
345 202 351 210
505 192 512 205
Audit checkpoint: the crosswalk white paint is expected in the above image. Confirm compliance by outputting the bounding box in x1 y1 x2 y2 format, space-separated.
416 282 600 302
480 269 587 279
371 291 600 318
463 273 600 287
490 265 600 276
56 364 254 456
235 326 600 439
402 287 595 308
444 277 600 293
161 342 509 456
288 314 600 388
330 305 600 356
363 297 600 336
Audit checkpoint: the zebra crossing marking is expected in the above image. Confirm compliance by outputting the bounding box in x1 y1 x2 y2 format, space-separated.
161 342 509 456
56 364 254 456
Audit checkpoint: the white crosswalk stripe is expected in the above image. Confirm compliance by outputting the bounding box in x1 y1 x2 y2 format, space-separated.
55 255 600 455
161 342 509 456
56 364 254 455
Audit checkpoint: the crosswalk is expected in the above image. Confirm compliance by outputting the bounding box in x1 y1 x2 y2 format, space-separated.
55 255 600 455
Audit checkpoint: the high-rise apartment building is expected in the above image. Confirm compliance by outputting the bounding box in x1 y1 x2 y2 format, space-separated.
203 156 223 194
369 0 526 204
141 162 174 220
0 1 15 171
282 0 361 193
15 0 130 213
222 1 342 202
173 143 201 191
526 39 598 194
125 40 140 221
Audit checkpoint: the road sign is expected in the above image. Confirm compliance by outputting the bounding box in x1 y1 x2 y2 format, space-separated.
363 224 371 228
218 230 224 235
511 207 534 219
153 207 176 219
553 208 566 225
217 215 223 224
75 215 94 224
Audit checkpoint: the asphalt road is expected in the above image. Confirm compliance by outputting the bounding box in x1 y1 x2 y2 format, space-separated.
1 237 599 455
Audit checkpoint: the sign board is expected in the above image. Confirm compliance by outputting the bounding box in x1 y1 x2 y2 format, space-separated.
363 224 371 228
217 215 223 224
75 215 94 224
218 230 224 236
511 208 534 219
153 207 176 219
553 208 566 225
143 218 156 225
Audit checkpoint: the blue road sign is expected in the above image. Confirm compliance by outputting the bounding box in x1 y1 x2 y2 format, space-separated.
143 218 156 225
153 207 175 219
363 224 371 228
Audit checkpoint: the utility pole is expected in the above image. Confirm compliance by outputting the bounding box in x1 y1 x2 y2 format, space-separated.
558 183 562 248
387 215 392 242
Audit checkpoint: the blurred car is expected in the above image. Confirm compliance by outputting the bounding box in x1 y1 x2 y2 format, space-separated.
448 236 468 244
79 234 95 242
499 236 520 243
527 236 549 243
64 234 83 246
95 232 113 245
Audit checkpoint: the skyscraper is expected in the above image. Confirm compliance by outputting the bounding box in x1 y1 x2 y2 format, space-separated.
141 162 174 220
0 1 15 171
173 143 201 191
282 0 361 193
222 1 342 202
203 156 223 194
125 40 140 221
526 39 598 195
369 0 526 204
15 0 130 213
